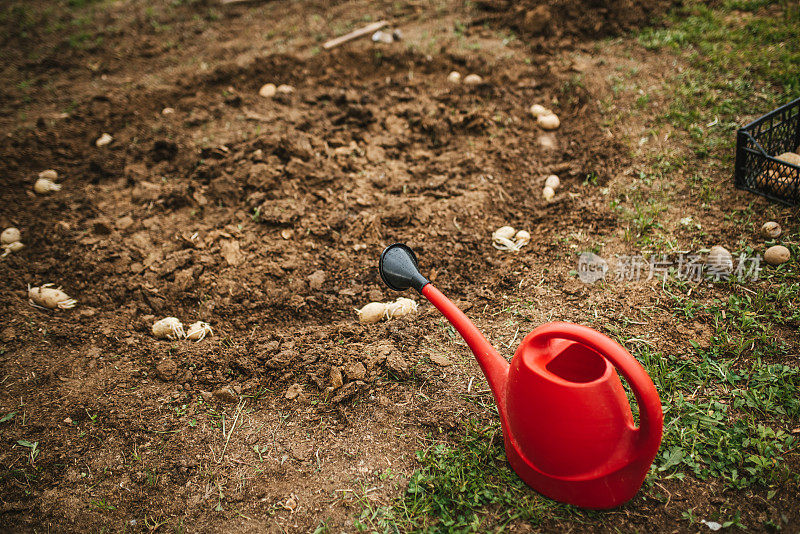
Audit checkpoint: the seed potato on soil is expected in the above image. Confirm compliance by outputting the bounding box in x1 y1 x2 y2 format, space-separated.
185 321 213 341
356 302 387 323
447 70 461 83
95 132 113 147
537 113 560 130
1 227 20 245
463 73 483 85
529 104 549 117
33 177 61 194
38 169 58 180
385 297 418 318
764 245 791 265
761 221 782 239
258 83 277 97
543 185 555 201
28 284 77 310
544 174 560 189
152 317 185 340
707 245 734 273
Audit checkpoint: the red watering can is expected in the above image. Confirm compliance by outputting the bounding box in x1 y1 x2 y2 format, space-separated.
379 244 663 509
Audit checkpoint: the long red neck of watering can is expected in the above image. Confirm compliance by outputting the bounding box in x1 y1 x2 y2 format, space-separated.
421 284 509 408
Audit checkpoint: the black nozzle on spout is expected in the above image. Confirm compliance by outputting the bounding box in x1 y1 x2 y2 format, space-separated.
379 243 430 292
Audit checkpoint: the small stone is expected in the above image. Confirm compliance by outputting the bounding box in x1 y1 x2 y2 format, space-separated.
276 84 295 94
345 362 367 381
430 354 452 367
64 417 72 425
285 383 303 400
156 359 178 381
307 270 326 291
200 391 213 402
161 107 175 115
212 387 237 404
330 366 343 389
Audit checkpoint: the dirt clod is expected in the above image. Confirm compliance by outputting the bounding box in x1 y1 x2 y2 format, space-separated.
330 366 344 389
212 387 238 404
156 358 178 381
285 383 303 400
345 362 367 381
429 354 452 367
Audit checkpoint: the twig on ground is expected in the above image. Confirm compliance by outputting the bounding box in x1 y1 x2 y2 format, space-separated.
323 21 388 50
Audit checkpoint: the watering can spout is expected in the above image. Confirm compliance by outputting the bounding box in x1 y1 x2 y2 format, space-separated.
379 244 510 409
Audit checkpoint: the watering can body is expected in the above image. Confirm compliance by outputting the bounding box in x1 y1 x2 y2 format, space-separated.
502 327 663 509
379 244 663 509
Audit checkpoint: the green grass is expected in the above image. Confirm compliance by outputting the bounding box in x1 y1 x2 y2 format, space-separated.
353 421 578 532
638 0 800 159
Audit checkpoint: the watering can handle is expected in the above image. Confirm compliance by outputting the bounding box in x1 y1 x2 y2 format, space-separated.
531 322 663 459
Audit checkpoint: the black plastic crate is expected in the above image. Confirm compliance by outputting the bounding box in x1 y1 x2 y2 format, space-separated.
734 97 800 206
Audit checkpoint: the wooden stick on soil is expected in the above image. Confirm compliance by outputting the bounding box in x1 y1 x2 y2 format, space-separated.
323 20 388 50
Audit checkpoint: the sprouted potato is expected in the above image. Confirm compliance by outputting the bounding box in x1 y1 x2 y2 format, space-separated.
185 321 213 341
357 302 387 323
385 297 418 318
515 230 531 248
152 317 185 340
493 226 529 251
28 284 77 310
34 178 61 194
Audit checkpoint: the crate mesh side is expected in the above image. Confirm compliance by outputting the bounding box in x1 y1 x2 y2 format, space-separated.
738 99 800 205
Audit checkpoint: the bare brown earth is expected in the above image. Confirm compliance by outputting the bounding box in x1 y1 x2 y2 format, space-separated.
0 0 797 532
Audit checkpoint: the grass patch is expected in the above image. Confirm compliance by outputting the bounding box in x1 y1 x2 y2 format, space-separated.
638 0 800 159
356 421 577 532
